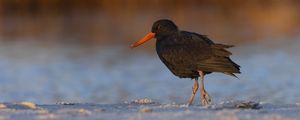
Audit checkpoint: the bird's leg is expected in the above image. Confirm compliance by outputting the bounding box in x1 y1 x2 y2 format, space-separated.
198 71 212 106
187 78 198 106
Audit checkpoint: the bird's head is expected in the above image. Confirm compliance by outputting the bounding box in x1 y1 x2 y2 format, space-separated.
131 19 178 48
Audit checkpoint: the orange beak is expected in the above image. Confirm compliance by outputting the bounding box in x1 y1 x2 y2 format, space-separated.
131 32 155 48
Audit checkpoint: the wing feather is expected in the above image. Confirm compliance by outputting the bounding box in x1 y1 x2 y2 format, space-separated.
157 31 240 77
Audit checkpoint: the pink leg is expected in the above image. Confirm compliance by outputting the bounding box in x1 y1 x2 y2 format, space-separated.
198 71 212 106
187 78 199 106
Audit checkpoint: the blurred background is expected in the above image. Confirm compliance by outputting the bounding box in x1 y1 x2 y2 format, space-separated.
0 0 299 104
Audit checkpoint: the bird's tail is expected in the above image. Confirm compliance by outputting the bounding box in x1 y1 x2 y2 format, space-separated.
224 72 239 79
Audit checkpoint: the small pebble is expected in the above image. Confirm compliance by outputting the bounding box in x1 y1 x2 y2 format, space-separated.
235 101 261 109
79 108 92 115
0 104 7 109
20 102 37 109
139 108 153 112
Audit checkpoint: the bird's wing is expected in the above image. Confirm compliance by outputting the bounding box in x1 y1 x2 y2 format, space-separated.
160 31 240 74
192 34 240 73
158 32 214 72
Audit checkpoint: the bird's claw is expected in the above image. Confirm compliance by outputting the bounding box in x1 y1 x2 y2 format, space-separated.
201 90 212 106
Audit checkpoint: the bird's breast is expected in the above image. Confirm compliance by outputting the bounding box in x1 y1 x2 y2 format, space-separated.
155 38 200 78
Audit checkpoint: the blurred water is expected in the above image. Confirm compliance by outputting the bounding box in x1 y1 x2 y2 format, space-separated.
0 40 299 104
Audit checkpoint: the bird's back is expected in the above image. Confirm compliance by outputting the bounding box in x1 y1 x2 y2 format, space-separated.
156 31 240 78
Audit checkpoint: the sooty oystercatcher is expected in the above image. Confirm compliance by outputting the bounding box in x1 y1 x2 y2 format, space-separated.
131 19 240 106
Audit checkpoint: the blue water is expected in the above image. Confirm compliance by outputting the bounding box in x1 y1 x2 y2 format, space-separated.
0 41 299 104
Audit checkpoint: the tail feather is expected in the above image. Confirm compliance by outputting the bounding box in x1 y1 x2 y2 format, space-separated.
211 44 234 57
214 44 234 48
224 72 240 79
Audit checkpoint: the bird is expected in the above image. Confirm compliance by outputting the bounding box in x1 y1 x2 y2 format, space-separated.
131 19 240 106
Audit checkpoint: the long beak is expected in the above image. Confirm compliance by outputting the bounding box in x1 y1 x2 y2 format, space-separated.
131 32 155 48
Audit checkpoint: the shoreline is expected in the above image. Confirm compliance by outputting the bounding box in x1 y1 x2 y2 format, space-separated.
0 101 299 120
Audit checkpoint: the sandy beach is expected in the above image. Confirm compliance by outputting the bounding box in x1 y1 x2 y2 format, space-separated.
0 100 299 120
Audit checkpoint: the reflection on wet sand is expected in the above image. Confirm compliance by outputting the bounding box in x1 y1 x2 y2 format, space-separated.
0 41 299 104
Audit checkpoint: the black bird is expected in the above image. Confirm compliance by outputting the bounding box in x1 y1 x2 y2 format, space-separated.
131 19 240 106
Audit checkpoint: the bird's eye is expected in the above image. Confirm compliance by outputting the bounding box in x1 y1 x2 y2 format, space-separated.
157 25 161 30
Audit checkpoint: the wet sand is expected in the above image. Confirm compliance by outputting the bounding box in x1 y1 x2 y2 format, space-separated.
0 100 299 120
0 41 299 119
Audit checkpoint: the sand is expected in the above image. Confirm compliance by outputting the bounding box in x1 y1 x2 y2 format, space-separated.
0 41 300 119
0 100 299 120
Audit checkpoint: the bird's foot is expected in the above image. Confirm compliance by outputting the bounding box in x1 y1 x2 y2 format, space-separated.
201 90 212 106
187 96 196 106
187 99 193 106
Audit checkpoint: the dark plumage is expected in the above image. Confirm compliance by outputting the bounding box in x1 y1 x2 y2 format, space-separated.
152 20 240 78
131 19 241 106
